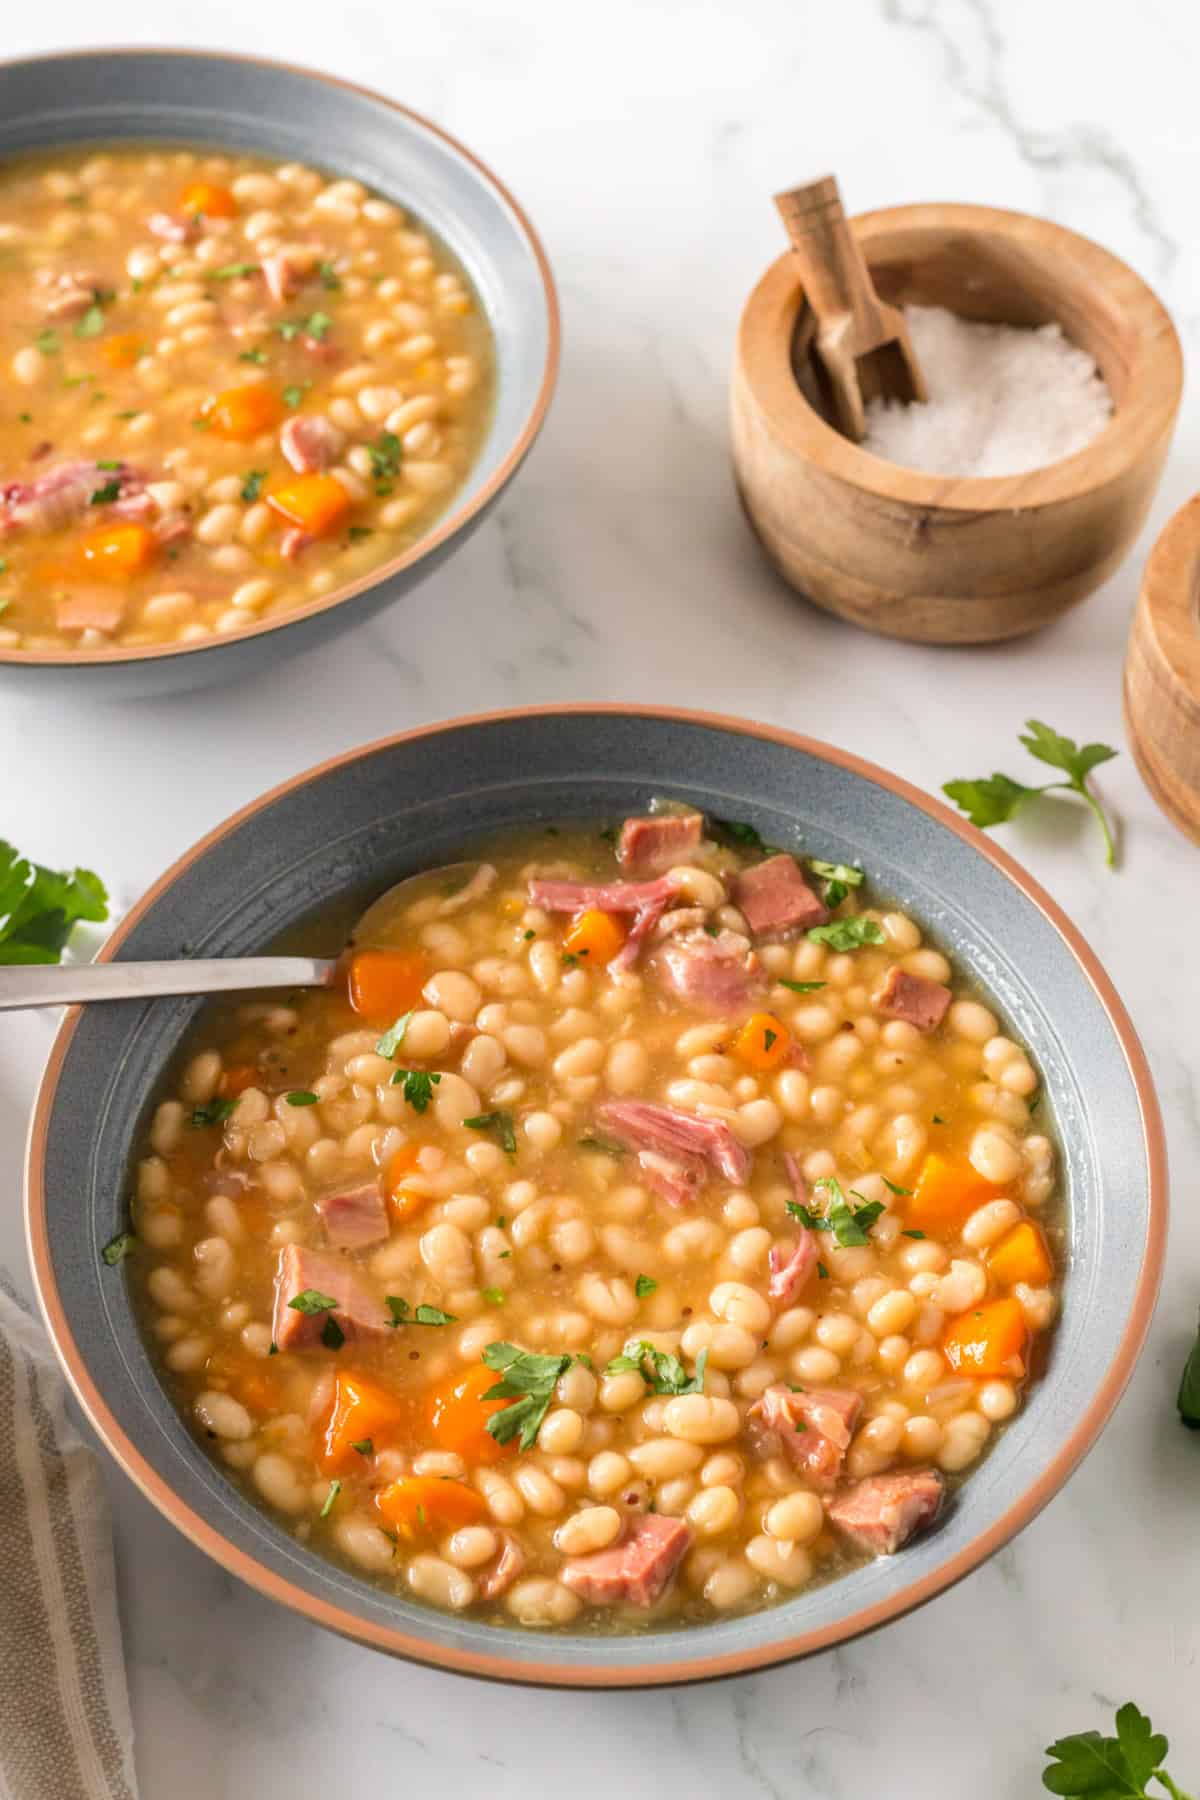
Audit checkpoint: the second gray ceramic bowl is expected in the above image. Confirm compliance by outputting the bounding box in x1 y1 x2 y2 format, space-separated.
0 49 558 699
26 707 1165 1684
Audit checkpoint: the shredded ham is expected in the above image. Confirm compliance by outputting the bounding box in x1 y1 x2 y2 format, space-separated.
594 1099 751 1186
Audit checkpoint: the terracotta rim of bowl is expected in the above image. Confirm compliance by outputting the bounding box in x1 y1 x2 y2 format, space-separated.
738 200 1183 513
25 705 1167 1686
0 45 560 670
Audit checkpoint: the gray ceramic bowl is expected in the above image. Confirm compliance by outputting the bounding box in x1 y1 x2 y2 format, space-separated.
26 707 1166 1685
0 49 558 700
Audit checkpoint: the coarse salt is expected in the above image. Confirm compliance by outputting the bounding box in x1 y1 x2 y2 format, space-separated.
861 303 1113 478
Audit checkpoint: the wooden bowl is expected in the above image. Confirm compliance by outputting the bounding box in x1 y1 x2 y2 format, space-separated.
731 202 1184 644
1124 495 1200 843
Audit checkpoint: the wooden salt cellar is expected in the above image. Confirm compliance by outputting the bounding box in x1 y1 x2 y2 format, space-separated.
1124 495 1200 844
731 200 1184 644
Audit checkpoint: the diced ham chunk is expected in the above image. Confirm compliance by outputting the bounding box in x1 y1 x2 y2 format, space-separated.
271 1246 390 1351
1 458 147 535
561 1513 691 1607
526 875 679 916
280 414 345 474
35 268 104 321
147 211 199 244
316 1180 389 1250
617 811 704 878
734 855 828 939
261 245 322 306
826 1469 945 1556
768 1231 817 1305
477 1532 526 1599
55 591 126 633
595 1099 751 1185
872 966 951 1034
650 929 765 1011
749 1385 862 1488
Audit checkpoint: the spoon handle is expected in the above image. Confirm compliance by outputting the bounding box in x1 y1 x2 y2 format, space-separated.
0 957 338 1012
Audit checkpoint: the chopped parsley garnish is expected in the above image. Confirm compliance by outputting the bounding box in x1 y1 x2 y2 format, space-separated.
561 952 579 968
305 310 333 340
902 1229 927 1240
238 348 267 365
389 1068 441 1111
944 720 1119 869
523 929 536 940
285 1090 319 1107
817 1261 829 1279
74 304 105 340
321 1315 345 1350
288 1289 339 1315
350 1438 374 1457
881 1177 912 1196
578 1134 625 1157
806 917 885 951
375 1009 414 1058
320 1478 341 1517
35 329 61 355
101 1230 135 1266
0 840 108 965
384 1297 457 1327
763 1028 777 1051
282 384 305 408
318 261 342 290
634 1274 658 1298
366 431 402 481
712 816 780 856
605 1339 708 1396
463 1111 517 1156
482 1287 506 1306
347 525 372 542
189 1097 236 1128
240 469 267 503
808 859 864 908
778 978 826 993
95 459 120 470
114 409 142 419
89 479 122 506
790 1178 886 1248
214 262 260 280
481 1343 573 1450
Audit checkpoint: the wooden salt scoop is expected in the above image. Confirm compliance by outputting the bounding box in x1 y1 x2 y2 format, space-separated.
774 175 927 441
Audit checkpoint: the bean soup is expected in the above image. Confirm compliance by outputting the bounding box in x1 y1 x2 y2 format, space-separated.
0 145 493 652
125 812 1060 1630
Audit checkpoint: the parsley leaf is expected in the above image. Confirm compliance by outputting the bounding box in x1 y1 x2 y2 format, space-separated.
189 1097 236 1129
390 1068 441 1111
305 310 333 340
481 1343 573 1450
238 348 267 365
795 1178 886 1248
287 1289 338 1315
347 525 372 542
321 1314 345 1350
384 1297 456 1327
74 304 105 339
285 1090 318 1106
808 859 864 908
320 1478 342 1517
366 431 402 481
881 1177 912 1196
318 260 342 290
711 816 783 857
414 1304 456 1326
240 469 267 503
0 840 108 965
807 917 884 951
375 1009 413 1058
214 262 260 280
634 1274 658 1298
1042 1702 1184 1799
482 1286 506 1306
89 479 122 506
578 1133 626 1157
385 1296 411 1328
101 1230 135 1266
944 719 1119 868
786 1200 829 1232
778 978 826 993
463 1111 517 1156
282 383 305 408
350 1438 374 1456
605 1339 708 1396
902 1229 927 1240
35 328 61 355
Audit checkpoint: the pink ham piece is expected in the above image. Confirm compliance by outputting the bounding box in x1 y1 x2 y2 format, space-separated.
527 873 680 972
35 269 105 321
280 526 313 560
826 1468 945 1556
635 1148 707 1208
271 1245 390 1351
561 1513 691 1608
734 855 829 939
873 966 952 1034
650 929 765 1011
315 1180 389 1251
477 1532 526 1599
280 414 344 474
154 511 192 549
261 245 322 306
55 591 126 633
749 1385 862 1488
146 211 199 244
1 459 148 536
595 1099 751 1185
617 811 704 878
768 1166 818 1305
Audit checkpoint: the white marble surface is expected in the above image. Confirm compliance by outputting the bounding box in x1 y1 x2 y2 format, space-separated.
2 1 1199 1792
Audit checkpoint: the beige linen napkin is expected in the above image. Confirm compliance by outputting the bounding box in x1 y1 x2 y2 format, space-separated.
0 1273 138 1800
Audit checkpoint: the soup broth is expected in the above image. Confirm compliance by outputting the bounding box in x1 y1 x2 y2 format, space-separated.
125 812 1060 1631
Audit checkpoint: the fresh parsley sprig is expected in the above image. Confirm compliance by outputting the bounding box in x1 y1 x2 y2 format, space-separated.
944 720 1119 869
481 1343 573 1449
808 859 863 909
605 1339 708 1396
0 840 108 965
807 917 884 952
1043 1702 1193 1798
463 1111 517 1156
788 1177 885 1249
390 1068 440 1112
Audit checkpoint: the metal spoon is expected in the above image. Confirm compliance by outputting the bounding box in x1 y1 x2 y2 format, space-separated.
0 862 488 1012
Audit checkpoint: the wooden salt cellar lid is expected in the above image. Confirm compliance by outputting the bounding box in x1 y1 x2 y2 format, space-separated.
1125 495 1200 844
